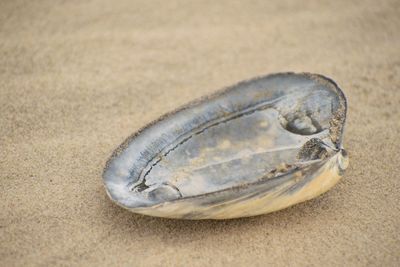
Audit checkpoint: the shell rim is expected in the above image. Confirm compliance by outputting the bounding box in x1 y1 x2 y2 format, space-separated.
102 72 348 209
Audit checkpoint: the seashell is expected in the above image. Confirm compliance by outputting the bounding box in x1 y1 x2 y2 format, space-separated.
103 72 348 219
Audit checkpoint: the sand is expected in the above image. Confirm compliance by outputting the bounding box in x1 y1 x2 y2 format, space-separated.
1 0 399 266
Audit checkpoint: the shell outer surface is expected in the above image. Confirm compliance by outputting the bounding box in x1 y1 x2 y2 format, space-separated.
103 72 348 219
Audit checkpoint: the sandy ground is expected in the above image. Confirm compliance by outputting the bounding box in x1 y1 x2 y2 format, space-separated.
1 0 400 266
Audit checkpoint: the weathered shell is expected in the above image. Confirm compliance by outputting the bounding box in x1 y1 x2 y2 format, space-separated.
103 72 348 219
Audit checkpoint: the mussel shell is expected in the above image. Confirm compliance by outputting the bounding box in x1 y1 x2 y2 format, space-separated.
103 73 348 219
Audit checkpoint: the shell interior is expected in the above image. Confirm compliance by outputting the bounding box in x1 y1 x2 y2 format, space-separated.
103 73 346 213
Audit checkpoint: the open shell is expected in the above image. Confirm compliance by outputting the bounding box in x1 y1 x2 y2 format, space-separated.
103 73 348 219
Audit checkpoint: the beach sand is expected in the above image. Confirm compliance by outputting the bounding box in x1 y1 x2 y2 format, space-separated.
1 0 399 266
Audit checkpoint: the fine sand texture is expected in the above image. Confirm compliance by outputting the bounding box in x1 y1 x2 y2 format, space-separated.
1 0 399 266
